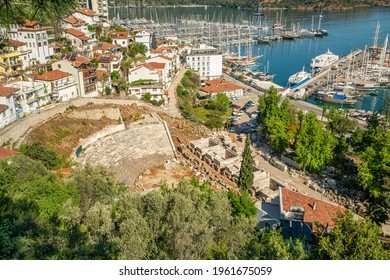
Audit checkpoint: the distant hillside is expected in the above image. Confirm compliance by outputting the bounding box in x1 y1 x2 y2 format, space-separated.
112 0 390 10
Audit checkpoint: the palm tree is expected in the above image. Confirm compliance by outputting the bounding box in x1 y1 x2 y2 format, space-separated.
120 57 133 80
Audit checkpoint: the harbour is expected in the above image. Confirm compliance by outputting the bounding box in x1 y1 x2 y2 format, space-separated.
108 5 390 113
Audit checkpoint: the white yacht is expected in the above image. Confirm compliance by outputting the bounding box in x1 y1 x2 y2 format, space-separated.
288 67 311 86
310 49 339 72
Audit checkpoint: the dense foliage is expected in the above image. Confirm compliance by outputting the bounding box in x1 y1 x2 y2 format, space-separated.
1 148 389 259
0 0 77 26
258 87 336 173
177 71 231 128
312 211 389 260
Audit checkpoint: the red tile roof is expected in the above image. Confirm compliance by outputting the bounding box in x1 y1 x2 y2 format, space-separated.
78 35 92 41
110 32 129 39
0 86 19 97
63 16 88 26
206 78 226 86
35 70 72 81
65 28 85 37
76 8 96 17
52 42 65 47
280 188 345 231
201 82 242 94
93 42 118 51
143 62 165 70
151 47 173 54
0 147 20 159
0 104 8 113
96 70 110 79
6 39 26 47
18 27 53 32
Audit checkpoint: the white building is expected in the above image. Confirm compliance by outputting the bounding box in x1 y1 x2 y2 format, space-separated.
16 21 54 65
64 28 96 52
186 44 222 80
79 0 109 22
134 30 152 57
72 8 99 25
52 56 98 98
110 31 131 47
4 80 51 115
35 70 78 101
95 53 121 72
128 65 160 84
0 86 18 128
200 79 244 99
128 83 164 101
146 55 175 80
6 39 32 69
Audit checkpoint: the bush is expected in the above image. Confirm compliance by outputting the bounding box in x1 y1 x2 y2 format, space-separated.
143 92 152 102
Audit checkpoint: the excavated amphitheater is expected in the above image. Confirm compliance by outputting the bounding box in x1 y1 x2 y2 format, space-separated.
75 109 176 185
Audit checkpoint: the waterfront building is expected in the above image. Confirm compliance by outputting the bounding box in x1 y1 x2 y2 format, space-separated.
185 44 222 80
0 86 18 128
35 70 78 101
52 55 98 97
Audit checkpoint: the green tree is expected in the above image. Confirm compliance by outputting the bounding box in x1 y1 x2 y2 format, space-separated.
227 190 257 218
313 211 389 260
19 142 61 170
143 92 152 103
0 0 77 27
295 112 337 173
325 107 355 135
237 136 254 191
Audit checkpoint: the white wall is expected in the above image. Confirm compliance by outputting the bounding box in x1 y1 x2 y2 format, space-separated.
128 66 159 83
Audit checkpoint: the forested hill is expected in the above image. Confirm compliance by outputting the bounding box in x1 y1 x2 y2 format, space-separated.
113 0 390 9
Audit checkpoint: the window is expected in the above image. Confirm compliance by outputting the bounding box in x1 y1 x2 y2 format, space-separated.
57 64 61 69
32 43 35 47
37 34 41 40
27 34 30 38
44 41 47 46
38 42 42 47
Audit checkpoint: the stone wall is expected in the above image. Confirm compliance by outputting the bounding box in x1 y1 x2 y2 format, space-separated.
281 154 301 170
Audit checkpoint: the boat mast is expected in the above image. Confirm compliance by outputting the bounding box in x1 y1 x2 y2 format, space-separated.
378 33 388 80
373 21 380 46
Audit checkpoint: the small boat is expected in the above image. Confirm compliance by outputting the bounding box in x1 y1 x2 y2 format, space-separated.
316 90 357 105
257 37 271 44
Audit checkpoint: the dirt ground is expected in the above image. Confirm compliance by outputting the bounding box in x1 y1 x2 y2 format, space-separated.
130 162 195 192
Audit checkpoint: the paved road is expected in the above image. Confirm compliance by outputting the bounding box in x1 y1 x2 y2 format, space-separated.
167 66 186 118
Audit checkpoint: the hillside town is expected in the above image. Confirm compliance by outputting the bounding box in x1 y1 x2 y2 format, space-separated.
0 0 389 262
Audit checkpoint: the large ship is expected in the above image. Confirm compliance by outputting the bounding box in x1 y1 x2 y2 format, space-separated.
288 67 311 86
310 49 339 73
